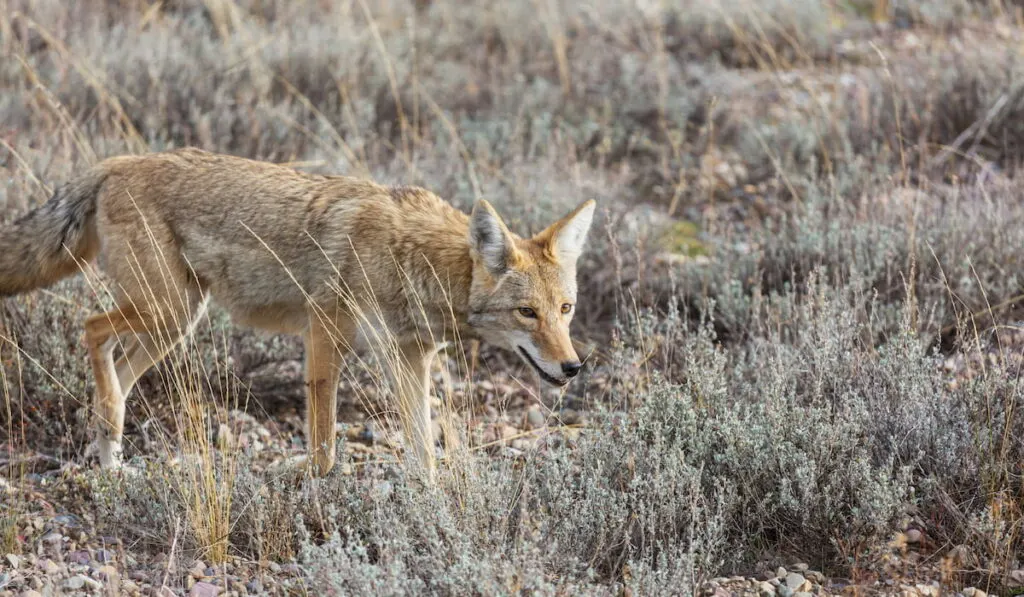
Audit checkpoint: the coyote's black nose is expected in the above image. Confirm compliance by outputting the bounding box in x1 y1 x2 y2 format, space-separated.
561 361 582 378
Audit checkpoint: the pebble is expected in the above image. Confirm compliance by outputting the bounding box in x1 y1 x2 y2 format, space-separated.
758 581 776 596
63 575 87 590
805 571 825 583
81 577 103 591
96 565 118 581
784 572 807 591
40 560 60 575
68 550 91 566
96 549 115 564
52 515 81 528
19 591 43 597
558 408 582 425
191 560 208 579
246 579 263 593
776 567 787 578
791 563 808 572
4 555 18 569
905 528 923 543
1010 570 1024 587
962 589 987 597
189 581 221 597
525 408 546 429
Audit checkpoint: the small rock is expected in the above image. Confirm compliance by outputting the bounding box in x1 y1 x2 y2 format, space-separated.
915 583 940 597
267 562 281 574
95 549 115 564
776 567 787 579
785 573 806 591
962 589 986 597
52 515 80 528
95 565 118 581
229 581 247 593
791 563 808 572
4 555 19 569
524 408 546 430
758 581 776 596
557 408 582 425
360 421 380 444
805 571 825 584
793 593 812 597
281 563 301 576
62 575 87 590
191 560 208 579
40 533 62 547
81 577 102 591
905 528 923 544
1009 570 1024 588
203 567 216 578
190 581 221 597
68 550 91 566
40 559 60 575
777 587 794 597
245 579 263 593
18 591 43 597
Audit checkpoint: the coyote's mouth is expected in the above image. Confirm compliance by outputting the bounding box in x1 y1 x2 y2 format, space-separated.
517 346 568 386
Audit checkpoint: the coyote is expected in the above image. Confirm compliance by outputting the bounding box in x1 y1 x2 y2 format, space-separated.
0 148 596 478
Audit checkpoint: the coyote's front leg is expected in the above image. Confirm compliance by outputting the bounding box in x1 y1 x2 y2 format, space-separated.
394 340 439 481
304 312 353 477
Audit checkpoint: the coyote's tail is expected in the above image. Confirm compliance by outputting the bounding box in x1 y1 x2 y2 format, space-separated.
0 165 109 296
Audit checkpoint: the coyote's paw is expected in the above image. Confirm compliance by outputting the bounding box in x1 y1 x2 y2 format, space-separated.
85 438 124 469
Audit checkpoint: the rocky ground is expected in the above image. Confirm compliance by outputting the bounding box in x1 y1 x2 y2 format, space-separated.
3 343 1024 596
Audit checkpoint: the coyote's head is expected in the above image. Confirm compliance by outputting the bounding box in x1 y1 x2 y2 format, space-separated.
466 199 596 386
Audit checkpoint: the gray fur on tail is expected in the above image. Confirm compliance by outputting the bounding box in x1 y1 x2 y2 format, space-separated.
0 166 108 296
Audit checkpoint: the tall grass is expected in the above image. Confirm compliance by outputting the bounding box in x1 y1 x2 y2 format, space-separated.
3 0 1024 593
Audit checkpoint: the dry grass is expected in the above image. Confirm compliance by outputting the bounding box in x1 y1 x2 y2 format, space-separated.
2 0 1024 593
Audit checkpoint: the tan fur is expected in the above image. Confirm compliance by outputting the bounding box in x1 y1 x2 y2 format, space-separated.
0 148 596 479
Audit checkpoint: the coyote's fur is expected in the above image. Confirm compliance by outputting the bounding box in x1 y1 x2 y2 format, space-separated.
0 148 596 478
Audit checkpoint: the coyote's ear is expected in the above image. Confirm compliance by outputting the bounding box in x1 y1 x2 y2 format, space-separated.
469 200 518 276
537 200 596 264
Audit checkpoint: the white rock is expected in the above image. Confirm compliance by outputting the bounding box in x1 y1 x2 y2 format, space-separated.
784 573 806 591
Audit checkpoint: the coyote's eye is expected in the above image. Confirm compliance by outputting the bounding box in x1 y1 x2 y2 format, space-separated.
517 307 537 318
561 303 573 314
